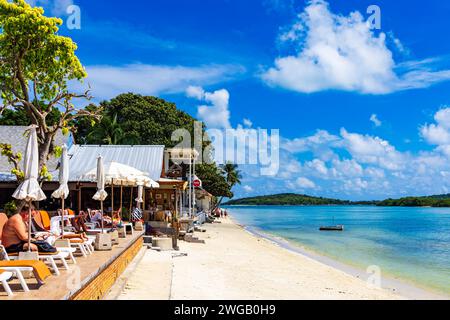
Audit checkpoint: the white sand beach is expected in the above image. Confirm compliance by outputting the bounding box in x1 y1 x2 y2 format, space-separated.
112 218 410 300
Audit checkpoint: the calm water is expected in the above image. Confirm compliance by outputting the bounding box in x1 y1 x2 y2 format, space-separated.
225 205 450 295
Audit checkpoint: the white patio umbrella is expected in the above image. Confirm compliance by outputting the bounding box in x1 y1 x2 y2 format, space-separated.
81 161 158 221
51 144 70 237
92 156 108 232
135 184 144 209
12 125 47 252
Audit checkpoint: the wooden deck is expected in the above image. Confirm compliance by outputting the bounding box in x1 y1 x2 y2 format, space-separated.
0 231 144 300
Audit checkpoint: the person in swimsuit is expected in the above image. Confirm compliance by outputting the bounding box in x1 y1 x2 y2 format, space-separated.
1 205 38 253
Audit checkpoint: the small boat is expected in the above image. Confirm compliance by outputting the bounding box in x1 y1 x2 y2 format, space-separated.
320 216 344 231
319 225 344 231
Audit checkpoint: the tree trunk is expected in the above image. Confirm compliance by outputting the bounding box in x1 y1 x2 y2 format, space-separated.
211 196 224 212
38 131 55 173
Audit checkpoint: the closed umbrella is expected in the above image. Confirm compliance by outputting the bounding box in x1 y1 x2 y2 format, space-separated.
12 125 47 252
135 184 144 210
51 144 70 237
92 156 108 232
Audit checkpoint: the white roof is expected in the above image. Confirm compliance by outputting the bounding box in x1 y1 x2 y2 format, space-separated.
67 145 164 182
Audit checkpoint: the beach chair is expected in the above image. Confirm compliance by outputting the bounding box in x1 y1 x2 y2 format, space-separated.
50 217 93 258
0 269 14 296
0 258 52 294
0 244 50 291
0 244 69 276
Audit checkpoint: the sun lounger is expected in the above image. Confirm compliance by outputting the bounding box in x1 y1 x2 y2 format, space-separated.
50 216 94 257
0 260 51 283
0 269 14 296
0 245 69 276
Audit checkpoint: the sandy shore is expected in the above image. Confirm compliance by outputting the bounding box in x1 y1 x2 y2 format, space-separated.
113 218 414 300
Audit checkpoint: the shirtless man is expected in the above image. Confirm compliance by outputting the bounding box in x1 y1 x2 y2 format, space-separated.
2 205 38 253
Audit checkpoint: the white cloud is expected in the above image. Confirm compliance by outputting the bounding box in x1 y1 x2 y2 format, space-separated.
295 177 316 189
243 118 253 128
421 107 450 145
282 130 340 161
243 185 254 192
80 64 243 101
27 0 74 16
187 86 232 129
370 114 382 127
262 0 450 94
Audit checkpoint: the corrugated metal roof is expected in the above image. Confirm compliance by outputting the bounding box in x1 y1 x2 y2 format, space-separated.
68 145 165 182
0 126 73 180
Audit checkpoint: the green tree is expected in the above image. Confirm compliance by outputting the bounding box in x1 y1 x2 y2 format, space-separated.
221 163 242 188
85 113 138 145
75 93 234 199
0 0 96 181
75 93 200 147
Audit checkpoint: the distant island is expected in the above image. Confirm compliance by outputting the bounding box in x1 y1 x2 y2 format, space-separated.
223 193 450 207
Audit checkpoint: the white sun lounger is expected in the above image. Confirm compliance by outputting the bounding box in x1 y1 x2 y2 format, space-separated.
0 270 14 296
0 245 69 276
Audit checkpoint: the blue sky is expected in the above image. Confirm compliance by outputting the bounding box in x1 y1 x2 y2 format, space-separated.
31 0 450 200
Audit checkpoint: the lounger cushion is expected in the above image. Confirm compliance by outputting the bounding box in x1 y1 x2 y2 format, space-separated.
0 260 51 282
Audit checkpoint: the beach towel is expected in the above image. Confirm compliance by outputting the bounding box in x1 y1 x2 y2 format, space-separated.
39 211 51 230
0 260 51 282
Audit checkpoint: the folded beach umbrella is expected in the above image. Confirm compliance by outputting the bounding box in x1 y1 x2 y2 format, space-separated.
135 184 144 205
92 156 108 231
12 125 47 252
51 144 70 236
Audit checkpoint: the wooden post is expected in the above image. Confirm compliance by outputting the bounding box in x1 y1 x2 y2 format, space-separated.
172 186 179 250
120 182 123 211
111 179 114 215
143 187 146 211
129 186 134 215
77 185 82 213
61 197 65 237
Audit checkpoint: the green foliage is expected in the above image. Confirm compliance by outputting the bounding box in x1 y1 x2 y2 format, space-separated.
0 143 24 180
86 113 137 145
0 107 29 125
196 163 233 199
74 93 235 198
225 193 450 207
0 0 86 104
0 0 94 179
4 200 17 217
224 193 352 206
377 195 450 207
76 93 200 147
221 163 242 188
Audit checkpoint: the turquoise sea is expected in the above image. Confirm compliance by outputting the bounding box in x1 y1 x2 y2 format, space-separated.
225 205 450 295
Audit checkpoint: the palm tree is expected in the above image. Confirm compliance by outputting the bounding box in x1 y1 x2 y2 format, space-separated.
221 162 242 189
211 162 242 211
87 114 138 145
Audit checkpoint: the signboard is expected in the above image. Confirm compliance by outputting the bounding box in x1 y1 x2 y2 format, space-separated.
193 179 202 188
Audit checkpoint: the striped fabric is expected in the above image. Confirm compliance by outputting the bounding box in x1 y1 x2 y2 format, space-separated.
132 208 143 222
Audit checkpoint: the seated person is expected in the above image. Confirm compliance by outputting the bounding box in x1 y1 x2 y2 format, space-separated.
112 211 122 227
2 205 39 253
90 210 113 227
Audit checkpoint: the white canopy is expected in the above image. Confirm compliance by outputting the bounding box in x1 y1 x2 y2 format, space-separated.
51 144 70 199
81 161 159 188
12 125 46 202
92 156 108 201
